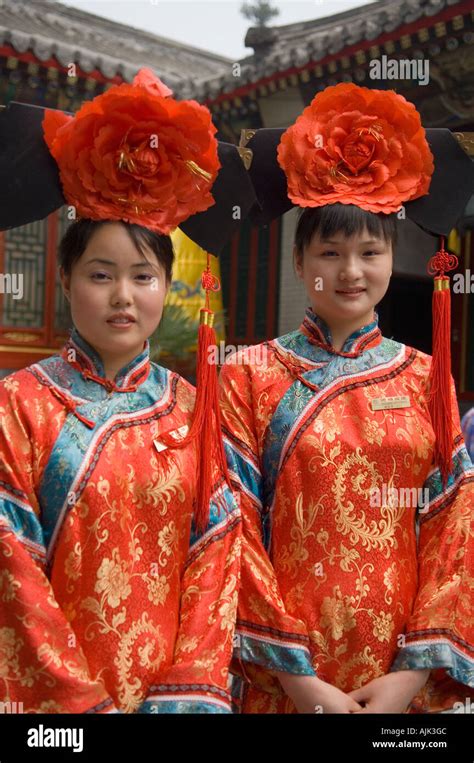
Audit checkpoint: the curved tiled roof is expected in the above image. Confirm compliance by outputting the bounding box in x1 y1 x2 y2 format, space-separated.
0 0 231 88
189 0 464 100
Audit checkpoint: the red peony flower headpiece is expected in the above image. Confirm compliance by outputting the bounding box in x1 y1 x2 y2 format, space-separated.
42 68 221 234
277 82 434 214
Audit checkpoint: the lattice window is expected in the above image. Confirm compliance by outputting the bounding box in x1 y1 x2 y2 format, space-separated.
1 218 46 327
0 210 70 369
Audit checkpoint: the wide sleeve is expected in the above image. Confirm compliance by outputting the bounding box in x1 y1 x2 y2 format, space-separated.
391 376 474 687
137 471 241 714
218 359 316 678
0 379 119 714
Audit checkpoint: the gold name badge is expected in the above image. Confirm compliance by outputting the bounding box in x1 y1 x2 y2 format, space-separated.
154 424 189 452
371 395 411 411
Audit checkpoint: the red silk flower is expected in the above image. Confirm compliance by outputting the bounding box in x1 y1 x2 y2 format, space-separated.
42 68 220 233
277 82 434 214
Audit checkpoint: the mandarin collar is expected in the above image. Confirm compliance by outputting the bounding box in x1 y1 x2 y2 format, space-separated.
300 307 382 357
62 326 150 392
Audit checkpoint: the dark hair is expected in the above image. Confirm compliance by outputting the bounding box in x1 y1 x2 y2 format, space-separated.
59 219 175 281
294 203 398 260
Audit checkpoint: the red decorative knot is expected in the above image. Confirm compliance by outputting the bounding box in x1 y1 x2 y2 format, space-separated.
201 269 221 293
427 237 459 277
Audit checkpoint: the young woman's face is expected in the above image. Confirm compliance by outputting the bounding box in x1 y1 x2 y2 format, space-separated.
294 227 393 329
60 222 169 370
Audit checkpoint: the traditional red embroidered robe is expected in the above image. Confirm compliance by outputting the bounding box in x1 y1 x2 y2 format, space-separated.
220 308 473 713
0 327 241 713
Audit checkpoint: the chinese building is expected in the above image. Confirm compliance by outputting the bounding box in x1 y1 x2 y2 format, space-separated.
1 0 473 409
0 0 231 374
196 0 474 410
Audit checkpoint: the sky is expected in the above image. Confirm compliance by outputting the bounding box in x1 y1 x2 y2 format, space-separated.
60 0 378 59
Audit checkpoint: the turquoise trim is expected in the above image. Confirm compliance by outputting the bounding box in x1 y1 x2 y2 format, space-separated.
37 360 170 554
137 698 231 714
38 347 153 406
235 632 316 677
223 439 262 506
262 336 404 525
69 326 150 385
391 643 474 687
304 306 379 351
275 332 402 387
0 493 45 554
421 446 474 511
188 482 240 547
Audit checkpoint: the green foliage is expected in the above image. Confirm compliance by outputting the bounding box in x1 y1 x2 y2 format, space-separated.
240 0 280 27
149 303 199 362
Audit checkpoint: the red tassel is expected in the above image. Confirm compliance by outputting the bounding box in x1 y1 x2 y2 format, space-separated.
427 237 458 486
193 312 231 532
160 254 230 533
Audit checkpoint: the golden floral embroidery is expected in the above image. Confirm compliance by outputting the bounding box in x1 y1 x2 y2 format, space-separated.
175 634 199 654
176 378 195 413
320 587 357 641
335 645 384 691
333 449 405 556
191 649 220 676
339 543 361 572
0 627 23 678
35 700 62 712
146 575 170 606
371 610 394 643
363 417 385 445
157 520 179 569
312 405 341 442
208 574 239 635
1 359 240 714
135 457 186 515
115 613 167 713
64 543 82 585
383 562 399 605
37 642 63 669
219 333 473 714
2 376 20 394
0 570 21 602
94 549 132 609
284 582 306 613
275 492 324 578
248 593 282 623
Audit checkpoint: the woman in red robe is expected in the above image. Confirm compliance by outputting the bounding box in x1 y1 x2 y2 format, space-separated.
219 83 474 714
0 69 242 714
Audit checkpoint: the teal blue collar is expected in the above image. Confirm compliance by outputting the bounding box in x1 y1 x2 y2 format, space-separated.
63 326 150 390
301 307 381 357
